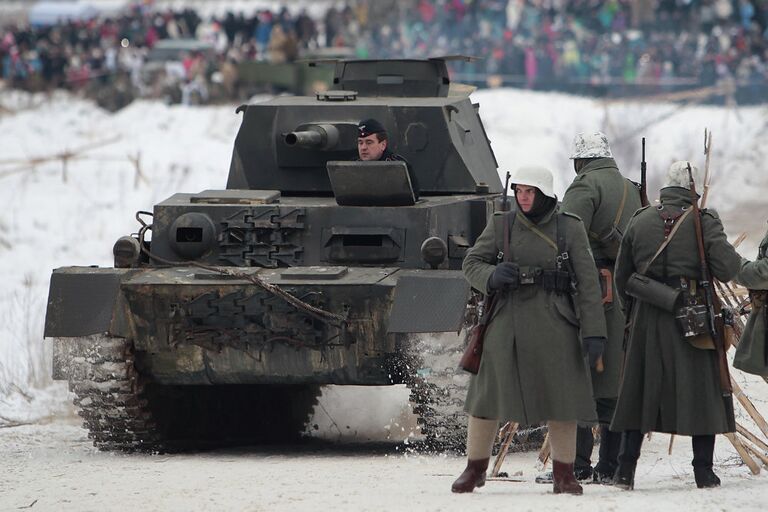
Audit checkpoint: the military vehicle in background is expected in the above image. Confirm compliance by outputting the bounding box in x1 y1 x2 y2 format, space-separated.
44 57 503 452
236 47 356 97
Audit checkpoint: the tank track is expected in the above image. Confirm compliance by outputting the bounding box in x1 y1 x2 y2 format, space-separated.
399 331 546 453
64 335 161 452
397 332 470 452
61 335 322 452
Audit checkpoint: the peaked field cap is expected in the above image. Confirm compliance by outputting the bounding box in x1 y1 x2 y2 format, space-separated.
358 118 386 138
663 160 700 189
510 165 556 199
570 131 613 159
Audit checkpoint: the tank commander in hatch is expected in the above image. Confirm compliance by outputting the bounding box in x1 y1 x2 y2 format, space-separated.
356 118 420 200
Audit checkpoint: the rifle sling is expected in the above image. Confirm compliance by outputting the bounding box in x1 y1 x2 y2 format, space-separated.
589 179 629 241
639 208 692 275
516 211 558 252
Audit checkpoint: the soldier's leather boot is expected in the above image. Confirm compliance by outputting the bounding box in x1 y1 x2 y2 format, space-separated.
593 425 621 484
552 460 583 495
613 430 643 490
451 458 489 493
692 435 721 489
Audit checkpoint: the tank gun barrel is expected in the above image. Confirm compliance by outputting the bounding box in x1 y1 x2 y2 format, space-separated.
283 124 340 150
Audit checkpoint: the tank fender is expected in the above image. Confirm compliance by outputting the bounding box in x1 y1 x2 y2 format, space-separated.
386 271 470 333
44 267 134 338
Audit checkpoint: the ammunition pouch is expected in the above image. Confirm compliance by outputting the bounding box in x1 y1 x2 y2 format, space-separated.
625 273 681 312
512 266 571 294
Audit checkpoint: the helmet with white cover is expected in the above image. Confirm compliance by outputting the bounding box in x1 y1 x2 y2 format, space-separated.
663 160 700 190
570 131 613 159
510 165 556 199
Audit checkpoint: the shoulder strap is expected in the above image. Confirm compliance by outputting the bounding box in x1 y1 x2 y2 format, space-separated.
639 207 692 274
614 179 629 227
516 211 558 252
556 213 579 292
588 178 629 240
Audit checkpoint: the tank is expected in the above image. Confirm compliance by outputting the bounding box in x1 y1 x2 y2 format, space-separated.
44 57 503 452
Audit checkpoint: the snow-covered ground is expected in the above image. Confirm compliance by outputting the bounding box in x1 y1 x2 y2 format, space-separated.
2 413 768 512
0 86 767 510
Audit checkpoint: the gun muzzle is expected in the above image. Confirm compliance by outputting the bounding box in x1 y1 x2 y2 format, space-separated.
283 124 340 150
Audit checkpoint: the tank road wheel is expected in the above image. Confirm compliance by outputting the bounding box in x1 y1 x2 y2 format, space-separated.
391 332 470 452
57 334 161 452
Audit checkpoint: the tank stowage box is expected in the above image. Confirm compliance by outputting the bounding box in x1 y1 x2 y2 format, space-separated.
45 57 502 451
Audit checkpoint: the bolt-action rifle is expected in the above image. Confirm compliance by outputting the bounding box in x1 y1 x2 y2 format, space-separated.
460 171 512 374
687 163 732 396
623 139 651 354
640 137 650 207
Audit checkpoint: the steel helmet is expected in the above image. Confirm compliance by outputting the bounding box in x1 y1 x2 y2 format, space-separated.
570 131 613 159
663 160 700 190
509 165 556 199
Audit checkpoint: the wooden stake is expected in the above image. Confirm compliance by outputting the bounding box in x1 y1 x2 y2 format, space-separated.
701 129 712 208
731 378 768 440
723 432 760 475
736 423 768 452
491 422 519 477
742 439 768 468
537 432 551 466
668 434 675 455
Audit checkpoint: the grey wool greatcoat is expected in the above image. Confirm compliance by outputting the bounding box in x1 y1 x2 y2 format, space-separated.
733 225 768 375
611 187 742 435
462 204 607 424
561 157 642 399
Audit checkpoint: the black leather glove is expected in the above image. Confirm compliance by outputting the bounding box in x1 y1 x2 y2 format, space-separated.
582 337 606 369
488 262 520 291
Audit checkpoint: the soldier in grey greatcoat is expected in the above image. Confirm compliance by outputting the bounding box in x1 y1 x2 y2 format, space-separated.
733 225 768 375
536 131 642 485
452 166 607 496
611 161 742 490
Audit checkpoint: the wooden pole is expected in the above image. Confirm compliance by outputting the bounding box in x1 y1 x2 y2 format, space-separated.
736 423 768 452
701 129 712 208
491 422 519 477
723 432 761 475
742 439 768 468
731 378 768 440
668 434 675 455
537 432 551 466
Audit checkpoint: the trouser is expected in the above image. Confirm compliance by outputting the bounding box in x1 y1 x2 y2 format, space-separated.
466 416 577 463
575 397 620 473
618 430 715 469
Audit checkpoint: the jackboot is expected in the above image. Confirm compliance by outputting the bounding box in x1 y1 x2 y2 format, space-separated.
451 458 489 493
552 460 583 495
692 435 720 489
574 425 595 480
593 425 621 484
613 430 643 490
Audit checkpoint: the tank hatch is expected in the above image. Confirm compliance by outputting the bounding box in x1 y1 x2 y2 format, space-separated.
328 57 472 98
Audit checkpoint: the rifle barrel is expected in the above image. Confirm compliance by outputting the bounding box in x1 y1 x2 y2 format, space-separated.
687 163 732 396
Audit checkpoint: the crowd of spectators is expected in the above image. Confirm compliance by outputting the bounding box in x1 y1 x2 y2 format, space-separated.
1 0 767 105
